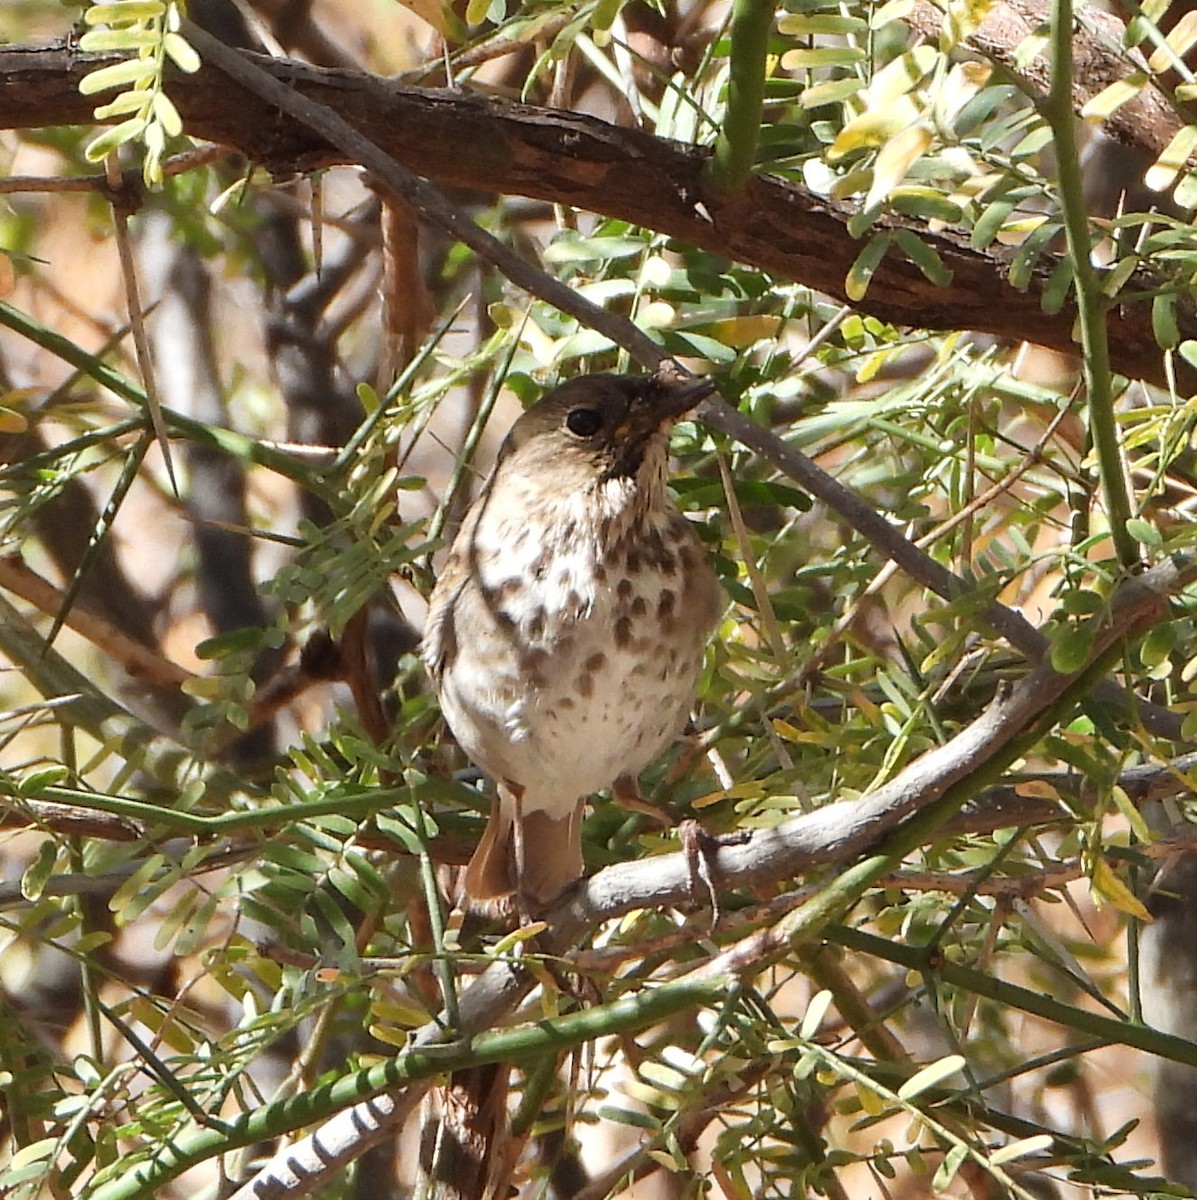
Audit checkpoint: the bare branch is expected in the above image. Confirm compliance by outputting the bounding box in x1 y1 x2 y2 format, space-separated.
561 554 1196 923
0 555 195 691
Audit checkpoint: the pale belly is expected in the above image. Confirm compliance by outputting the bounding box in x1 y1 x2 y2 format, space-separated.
438 566 707 817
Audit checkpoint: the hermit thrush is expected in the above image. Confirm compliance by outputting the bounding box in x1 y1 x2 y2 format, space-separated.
423 371 723 905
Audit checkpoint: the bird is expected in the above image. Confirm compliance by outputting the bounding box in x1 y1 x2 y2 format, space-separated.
423 369 724 907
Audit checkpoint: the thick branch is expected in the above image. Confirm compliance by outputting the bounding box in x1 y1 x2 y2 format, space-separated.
907 0 1184 158
0 33 1187 389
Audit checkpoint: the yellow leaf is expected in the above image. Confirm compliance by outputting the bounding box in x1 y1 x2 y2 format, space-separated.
857 1082 886 1116
1090 857 1152 920
0 406 28 433
691 781 764 808
828 97 921 159
369 1022 411 1048
1109 784 1152 844
850 688 882 723
1150 10 1197 70
943 0 997 43
392 0 452 35
493 921 547 955
1080 73 1148 121
871 0 915 26
647 1150 681 1171
705 315 783 347
935 61 991 125
866 46 939 105
1145 124 1197 193
866 124 933 209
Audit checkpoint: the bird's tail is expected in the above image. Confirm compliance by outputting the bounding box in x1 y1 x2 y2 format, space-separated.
462 785 584 905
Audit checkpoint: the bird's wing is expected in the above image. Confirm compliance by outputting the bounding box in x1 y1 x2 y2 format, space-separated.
422 543 468 684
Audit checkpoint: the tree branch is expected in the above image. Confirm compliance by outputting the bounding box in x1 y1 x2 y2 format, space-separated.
0 25 1188 389
563 554 1196 923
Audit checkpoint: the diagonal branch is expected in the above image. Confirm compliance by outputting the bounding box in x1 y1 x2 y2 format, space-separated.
564 552 1197 923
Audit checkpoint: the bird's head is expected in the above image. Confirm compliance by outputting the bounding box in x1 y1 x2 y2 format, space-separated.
497 372 715 510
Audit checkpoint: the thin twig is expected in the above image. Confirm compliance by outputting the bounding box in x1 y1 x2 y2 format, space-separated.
0 144 230 195
0 554 194 691
1046 0 1137 568
104 154 177 494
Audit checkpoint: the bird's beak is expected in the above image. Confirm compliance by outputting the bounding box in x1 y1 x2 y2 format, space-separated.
647 374 718 424
605 374 715 480
615 375 717 441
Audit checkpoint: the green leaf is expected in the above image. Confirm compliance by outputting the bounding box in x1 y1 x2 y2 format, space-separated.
84 2 167 22
597 1105 661 1130
639 1061 690 1093
892 229 952 286
779 46 867 68
1007 222 1059 290
1126 517 1161 546
779 13 868 33
1049 624 1094 674
1109 785 1153 843
329 864 374 911
888 188 963 223
78 28 162 50
1139 620 1176 667
845 233 892 301
970 198 1015 250
1040 256 1074 315
1153 293 1180 349
21 840 58 902
544 234 649 263
93 90 153 119
954 84 1019 136
10 1138 60 1171
696 478 811 512
84 117 148 161
376 809 432 854
18 766 69 794
800 78 863 108
932 1144 968 1191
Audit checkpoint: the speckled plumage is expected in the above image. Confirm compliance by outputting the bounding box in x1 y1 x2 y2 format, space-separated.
423 373 723 904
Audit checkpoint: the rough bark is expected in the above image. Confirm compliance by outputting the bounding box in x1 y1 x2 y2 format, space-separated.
1 35 1191 390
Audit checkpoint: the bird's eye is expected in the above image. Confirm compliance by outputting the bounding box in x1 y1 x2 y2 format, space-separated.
566 407 603 438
